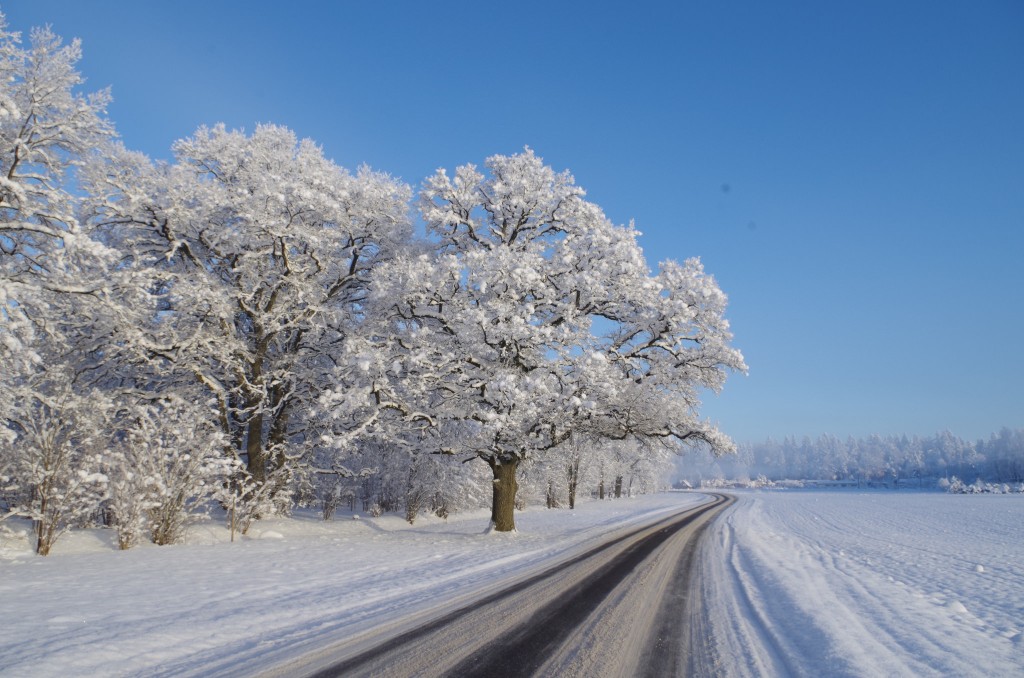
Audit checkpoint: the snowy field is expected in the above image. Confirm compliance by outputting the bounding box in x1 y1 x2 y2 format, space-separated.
699 490 1024 677
2 491 1021 677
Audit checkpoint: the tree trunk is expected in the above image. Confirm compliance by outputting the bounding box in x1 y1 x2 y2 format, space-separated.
405 465 422 525
246 411 266 484
488 457 519 532
34 485 49 556
267 393 293 499
546 479 559 509
245 341 269 485
566 458 579 510
614 475 623 498
269 391 291 456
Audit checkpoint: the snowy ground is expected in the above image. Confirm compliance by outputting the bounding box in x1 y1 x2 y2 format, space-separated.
0 494 706 677
2 491 1021 677
698 490 1024 677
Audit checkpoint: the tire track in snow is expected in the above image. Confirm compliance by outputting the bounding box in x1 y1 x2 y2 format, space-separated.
695 509 803 677
695 492 1024 677
263 494 732 678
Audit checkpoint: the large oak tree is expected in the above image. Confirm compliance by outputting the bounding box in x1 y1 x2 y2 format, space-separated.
363 149 746 531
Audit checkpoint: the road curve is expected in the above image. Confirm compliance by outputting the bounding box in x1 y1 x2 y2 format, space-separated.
266 493 733 678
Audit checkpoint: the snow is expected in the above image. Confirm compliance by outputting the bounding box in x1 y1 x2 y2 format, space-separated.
2 491 1021 677
0 494 706 677
698 490 1024 677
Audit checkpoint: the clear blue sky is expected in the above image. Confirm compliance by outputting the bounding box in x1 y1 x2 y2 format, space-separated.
6 1 1022 443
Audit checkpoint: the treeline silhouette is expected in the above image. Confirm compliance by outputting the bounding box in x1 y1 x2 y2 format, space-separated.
677 428 1024 487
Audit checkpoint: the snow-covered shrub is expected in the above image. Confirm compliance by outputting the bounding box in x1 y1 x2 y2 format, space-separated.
104 449 156 550
431 492 452 520
937 477 962 493
0 377 112 555
223 469 284 537
146 451 231 546
941 476 1024 494
110 398 233 546
321 483 343 521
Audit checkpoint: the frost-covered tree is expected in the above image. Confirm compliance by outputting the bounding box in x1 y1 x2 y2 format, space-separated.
607 438 675 498
561 434 589 509
361 149 745 531
401 448 490 523
105 396 234 548
0 369 111 555
86 125 411 509
676 429 1023 487
536 435 673 508
981 428 1024 483
528 433 588 509
0 16 115 374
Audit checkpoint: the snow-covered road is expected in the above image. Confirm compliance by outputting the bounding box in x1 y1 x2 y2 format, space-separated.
275 494 730 677
0 493 709 677
695 490 1024 677
2 490 1021 677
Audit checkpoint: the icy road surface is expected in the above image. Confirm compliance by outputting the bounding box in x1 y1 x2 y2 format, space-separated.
693 490 1024 677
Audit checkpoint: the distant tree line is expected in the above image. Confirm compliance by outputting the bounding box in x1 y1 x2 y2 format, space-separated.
676 428 1024 488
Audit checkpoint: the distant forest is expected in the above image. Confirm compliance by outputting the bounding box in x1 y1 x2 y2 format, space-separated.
675 428 1024 488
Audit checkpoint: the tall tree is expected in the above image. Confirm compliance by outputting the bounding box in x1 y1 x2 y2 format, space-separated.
86 124 411 508
364 149 745 531
0 17 116 374
0 16 130 554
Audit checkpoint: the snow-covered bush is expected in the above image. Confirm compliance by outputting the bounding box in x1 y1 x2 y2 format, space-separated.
316 480 359 520
940 476 1024 494
104 450 156 550
222 466 292 538
0 375 112 555
106 398 233 547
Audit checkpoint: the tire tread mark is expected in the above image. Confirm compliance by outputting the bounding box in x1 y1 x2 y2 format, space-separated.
312 495 727 678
